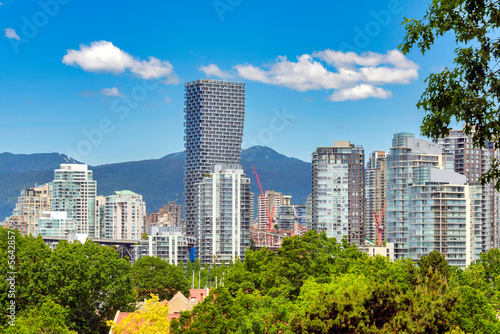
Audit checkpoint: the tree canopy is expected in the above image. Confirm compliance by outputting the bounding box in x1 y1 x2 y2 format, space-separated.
400 0 500 189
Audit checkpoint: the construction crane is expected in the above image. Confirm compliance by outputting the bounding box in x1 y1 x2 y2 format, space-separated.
252 167 275 246
373 202 386 246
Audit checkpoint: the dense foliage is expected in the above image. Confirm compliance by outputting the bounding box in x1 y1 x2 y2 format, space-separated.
171 230 500 334
0 228 136 333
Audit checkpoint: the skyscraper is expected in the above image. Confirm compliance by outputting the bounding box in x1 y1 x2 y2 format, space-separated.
195 164 252 265
436 129 500 251
311 141 365 245
365 151 387 244
184 79 246 237
386 133 453 260
51 164 97 237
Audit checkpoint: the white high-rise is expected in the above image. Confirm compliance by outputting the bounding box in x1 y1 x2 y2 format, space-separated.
195 164 251 265
386 133 454 260
184 79 246 237
103 190 146 240
51 164 97 237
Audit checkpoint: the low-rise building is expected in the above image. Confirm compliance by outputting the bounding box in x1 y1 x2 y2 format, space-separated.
38 211 75 238
133 226 196 265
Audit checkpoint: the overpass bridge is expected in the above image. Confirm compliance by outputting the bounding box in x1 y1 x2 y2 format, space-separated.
42 236 139 261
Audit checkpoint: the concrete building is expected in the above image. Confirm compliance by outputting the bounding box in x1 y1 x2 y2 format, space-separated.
365 151 387 244
406 168 483 268
276 205 296 231
257 190 287 230
436 129 500 251
306 194 312 231
386 133 454 260
311 141 365 245
103 190 146 241
359 243 395 261
51 164 97 237
38 211 75 238
147 201 183 229
184 79 246 238
195 164 252 265
10 183 52 235
133 226 196 265
95 195 106 239
295 205 306 226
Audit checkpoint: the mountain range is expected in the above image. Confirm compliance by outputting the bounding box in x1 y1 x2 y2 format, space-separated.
0 146 311 219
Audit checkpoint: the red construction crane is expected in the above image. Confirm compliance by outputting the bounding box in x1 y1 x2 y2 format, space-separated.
373 202 386 246
252 167 274 232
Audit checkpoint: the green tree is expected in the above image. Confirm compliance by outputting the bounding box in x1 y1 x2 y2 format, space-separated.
133 256 189 301
46 240 136 333
400 0 500 188
171 287 240 334
419 250 451 280
5 300 76 334
450 286 500 334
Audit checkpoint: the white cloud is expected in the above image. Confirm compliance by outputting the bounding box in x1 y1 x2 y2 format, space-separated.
198 64 233 78
229 49 418 101
100 87 123 97
164 96 173 103
62 41 179 84
330 84 393 101
4 28 20 40
0 2 4 6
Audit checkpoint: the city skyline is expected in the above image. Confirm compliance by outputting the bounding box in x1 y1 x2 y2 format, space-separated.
0 0 460 166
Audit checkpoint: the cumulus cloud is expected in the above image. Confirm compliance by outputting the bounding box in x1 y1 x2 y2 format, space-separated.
228 49 418 101
329 84 392 101
4 28 19 40
100 87 123 97
198 64 233 78
62 41 179 84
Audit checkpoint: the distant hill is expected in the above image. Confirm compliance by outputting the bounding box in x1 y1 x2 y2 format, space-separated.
0 146 311 219
0 153 79 174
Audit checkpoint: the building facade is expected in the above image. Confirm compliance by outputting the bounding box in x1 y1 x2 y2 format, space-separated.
365 151 387 244
436 129 500 252
311 141 365 245
184 79 246 237
257 190 287 231
103 190 146 240
407 168 483 268
195 164 251 265
51 164 97 237
134 227 196 265
10 183 52 236
38 211 75 238
147 201 183 229
386 134 453 260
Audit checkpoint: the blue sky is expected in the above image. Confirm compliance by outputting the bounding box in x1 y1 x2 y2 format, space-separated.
0 0 459 165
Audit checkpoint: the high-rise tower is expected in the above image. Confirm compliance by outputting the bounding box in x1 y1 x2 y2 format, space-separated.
365 151 387 243
195 164 252 265
51 164 97 237
436 129 500 251
311 141 365 245
386 133 452 259
184 79 246 237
